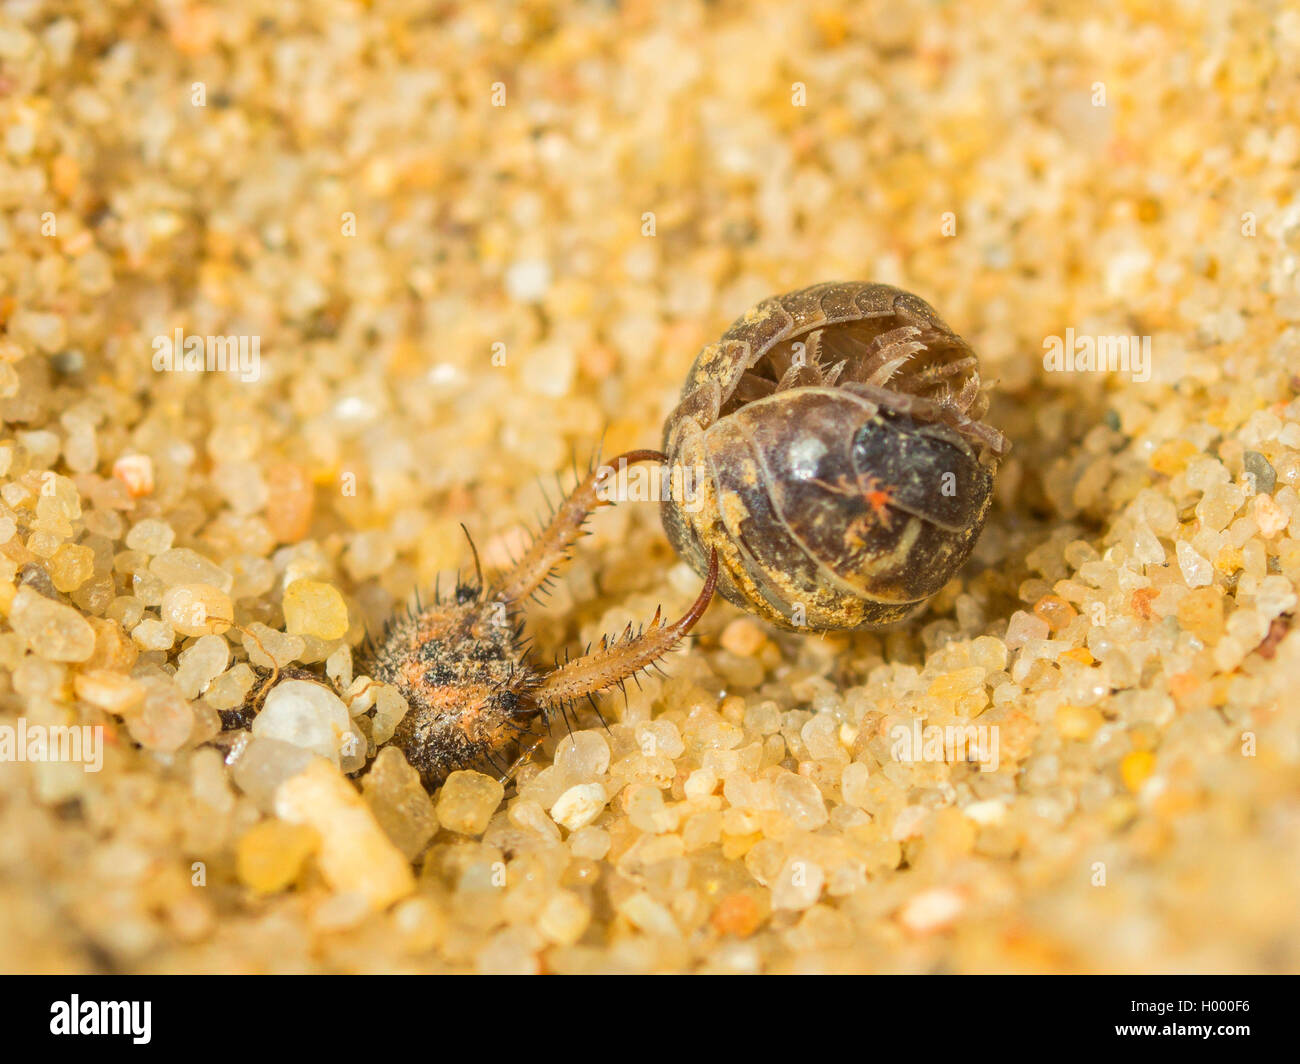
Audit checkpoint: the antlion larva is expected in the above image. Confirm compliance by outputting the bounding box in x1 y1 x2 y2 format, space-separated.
364 452 718 788
661 281 1009 632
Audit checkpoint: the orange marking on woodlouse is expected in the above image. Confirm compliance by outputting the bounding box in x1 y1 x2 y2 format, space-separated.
811 471 898 530
860 474 897 529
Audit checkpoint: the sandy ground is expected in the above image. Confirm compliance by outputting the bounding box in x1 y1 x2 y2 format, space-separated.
0 0 1298 972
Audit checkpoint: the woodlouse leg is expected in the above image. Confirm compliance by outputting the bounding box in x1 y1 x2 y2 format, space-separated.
841 380 1010 458
774 329 847 391
959 416 1011 458
892 354 979 394
776 361 827 391
802 328 824 368
493 449 667 606
954 373 981 414
839 325 926 385
532 550 718 714
734 373 777 403
842 380 945 420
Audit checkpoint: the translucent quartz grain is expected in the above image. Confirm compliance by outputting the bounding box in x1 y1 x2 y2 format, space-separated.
435 771 505 836
126 678 194 752
508 798 560 840
1176 541 1214 587
124 518 174 554
550 782 608 831
369 684 409 743
203 663 256 711
1254 494 1290 537
719 619 766 656
362 747 438 860
282 580 349 640
236 821 319 893
1004 610 1049 648
160 584 233 636
252 679 353 767
568 826 610 861
74 670 145 715
773 773 829 830
275 760 415 908
228 737 315 813
265 463 314 543
634 719 684 760
553 731 611 779
242 623 304 669
174 634 229 698
9 586 95 661
150 548 233 593
48 542 94 592
325 645 353 689
770 858 824 911
537 891 590 946
1255 575 1298 618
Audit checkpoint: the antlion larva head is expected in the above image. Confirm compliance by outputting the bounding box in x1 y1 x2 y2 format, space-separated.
661 281 1009 632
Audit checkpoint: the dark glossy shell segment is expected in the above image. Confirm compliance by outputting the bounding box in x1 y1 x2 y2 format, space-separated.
662 282 1005 632
851 411 991 533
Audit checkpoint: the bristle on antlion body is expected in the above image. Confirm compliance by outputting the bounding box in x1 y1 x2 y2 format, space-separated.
363 450 718 790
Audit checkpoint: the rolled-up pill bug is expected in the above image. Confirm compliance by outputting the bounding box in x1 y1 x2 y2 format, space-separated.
661 281 1009 632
